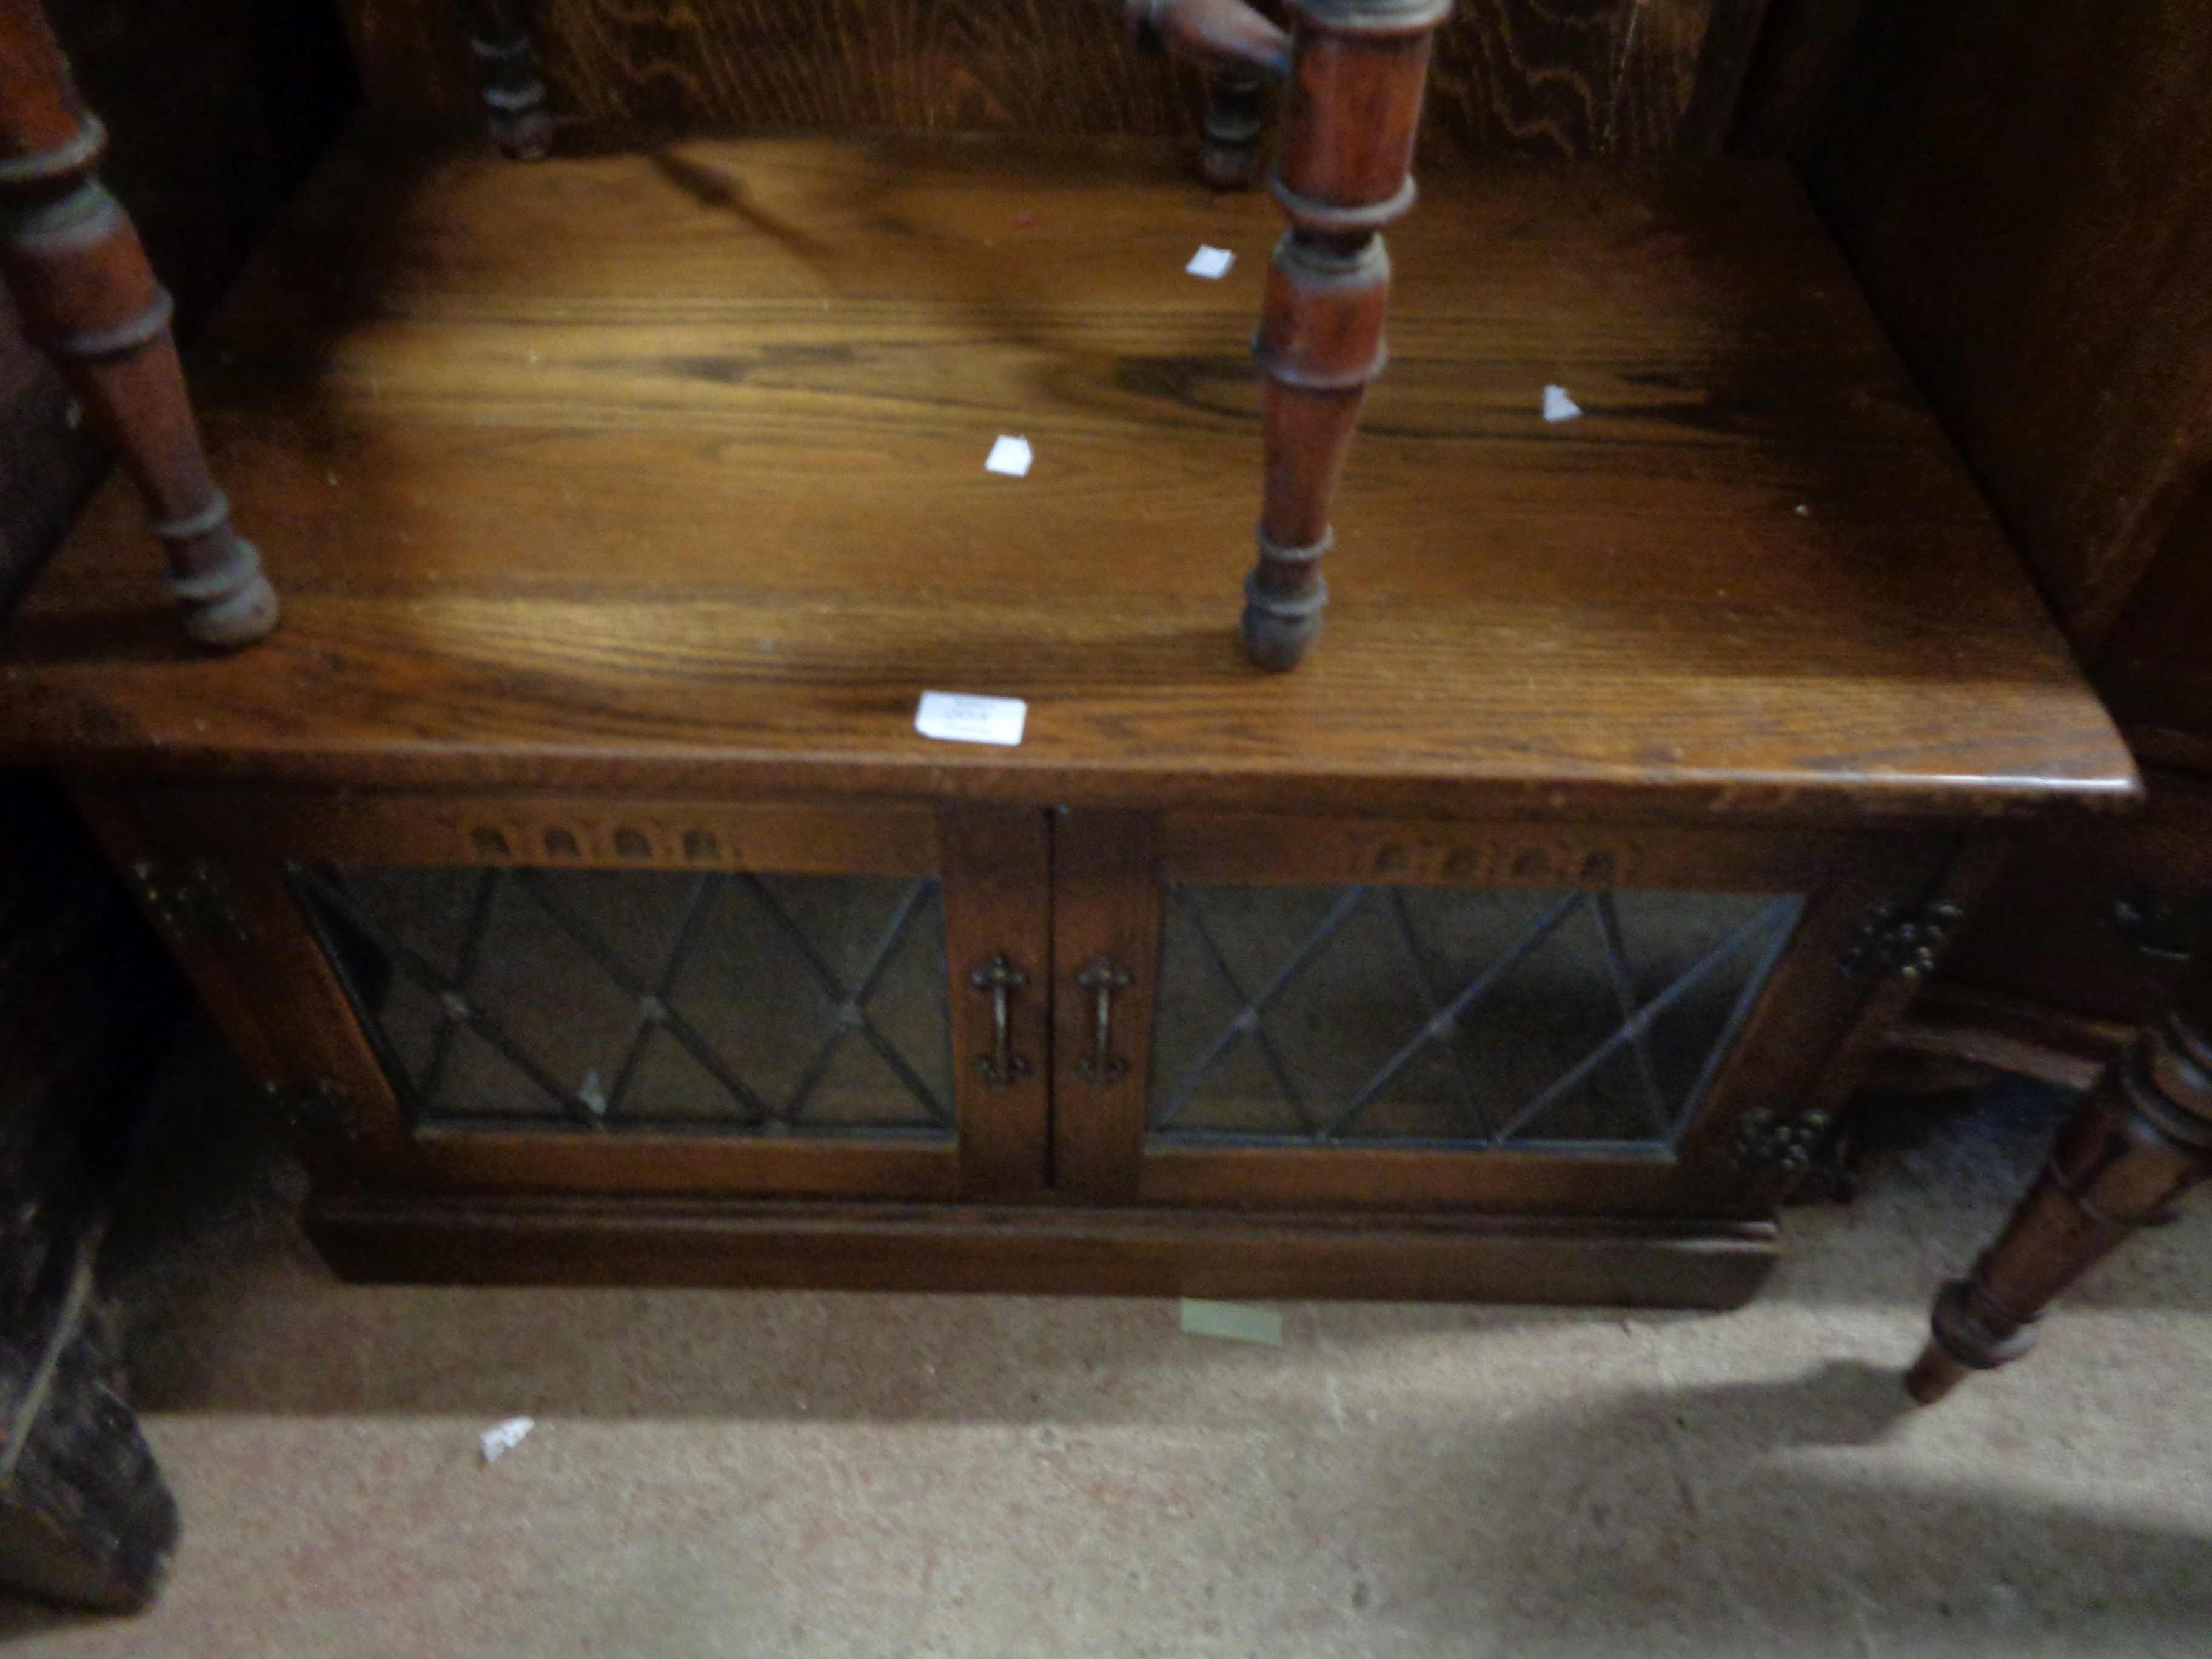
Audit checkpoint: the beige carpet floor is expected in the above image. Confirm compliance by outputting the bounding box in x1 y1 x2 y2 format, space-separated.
3 1032 2207 1657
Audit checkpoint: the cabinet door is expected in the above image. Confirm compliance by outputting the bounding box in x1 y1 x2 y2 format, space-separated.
1051 811 1952 1215
86 789 1052 1204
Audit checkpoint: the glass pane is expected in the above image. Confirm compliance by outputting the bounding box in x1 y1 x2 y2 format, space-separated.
1149 885 1801 1152
293 865 954 1139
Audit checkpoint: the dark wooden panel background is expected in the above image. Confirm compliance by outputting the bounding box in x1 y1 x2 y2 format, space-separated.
2096 478 2212 773
1737 0 2212 1039
1790 0 2212 657
344 0 1772 161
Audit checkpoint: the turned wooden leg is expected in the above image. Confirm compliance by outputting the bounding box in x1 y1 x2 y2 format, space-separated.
466 0 554 161
1244 0 1448 669
1125 0 1291 187
1907 956 2212 1403
1201 69 1268 190
0 0 276 647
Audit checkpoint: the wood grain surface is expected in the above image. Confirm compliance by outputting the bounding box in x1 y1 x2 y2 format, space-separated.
942 803 1054 1199
1 129 2130 821
341 0 1772 163
1049 811 1161 1201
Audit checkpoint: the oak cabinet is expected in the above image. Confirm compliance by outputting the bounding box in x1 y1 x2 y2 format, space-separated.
82 783 1969 1306
8 134 2131 1305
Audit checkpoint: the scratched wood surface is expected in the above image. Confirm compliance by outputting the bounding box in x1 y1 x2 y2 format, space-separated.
0 129 2131 821
343 0 1771 162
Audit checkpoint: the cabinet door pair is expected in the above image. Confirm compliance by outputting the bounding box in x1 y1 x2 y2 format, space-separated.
85 790 1951 1218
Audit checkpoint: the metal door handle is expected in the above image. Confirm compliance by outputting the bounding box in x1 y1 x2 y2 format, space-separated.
968 955 1031 1087
1076 957 1133 1086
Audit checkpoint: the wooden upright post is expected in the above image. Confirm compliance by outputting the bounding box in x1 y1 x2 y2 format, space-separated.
1244 0 1447 669
1908 956 2212 1403
0 0 277 647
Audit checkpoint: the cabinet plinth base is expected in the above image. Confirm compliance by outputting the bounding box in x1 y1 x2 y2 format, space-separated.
307 1193 1778 1308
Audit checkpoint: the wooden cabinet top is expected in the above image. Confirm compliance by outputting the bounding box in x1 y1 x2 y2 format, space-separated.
0 129 2134 824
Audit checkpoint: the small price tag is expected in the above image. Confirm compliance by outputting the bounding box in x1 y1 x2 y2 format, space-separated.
1186 245 1236 280
984 435 1033 477
916 691 1027 747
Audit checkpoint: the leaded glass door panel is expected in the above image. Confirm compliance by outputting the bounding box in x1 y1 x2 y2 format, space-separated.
298 865 956 1129
1051 811 1949 1215
145 789 1052 1202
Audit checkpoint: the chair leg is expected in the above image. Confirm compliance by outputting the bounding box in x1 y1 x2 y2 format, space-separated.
1125 0 1290 189
465 0 554 161
1907 956 2212 1403
1200 69 1268 190
0 0 276 647
1244 0 1449 670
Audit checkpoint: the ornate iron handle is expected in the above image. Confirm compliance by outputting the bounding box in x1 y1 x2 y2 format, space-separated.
968 955 1031 1087
1076 957 1134 1086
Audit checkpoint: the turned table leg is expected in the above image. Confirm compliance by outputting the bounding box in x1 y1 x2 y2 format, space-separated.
466 0 555 161
1200 69 1268 190
1907 956 2212 1403
0 0 277 647
1244 0 1449 669
1127 0 1292 190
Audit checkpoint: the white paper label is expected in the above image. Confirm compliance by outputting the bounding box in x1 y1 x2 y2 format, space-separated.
916 691 1027 746
1542 384 1582 423
1186 245 1236 280
480 1417 535 1464
984 435 1033 477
